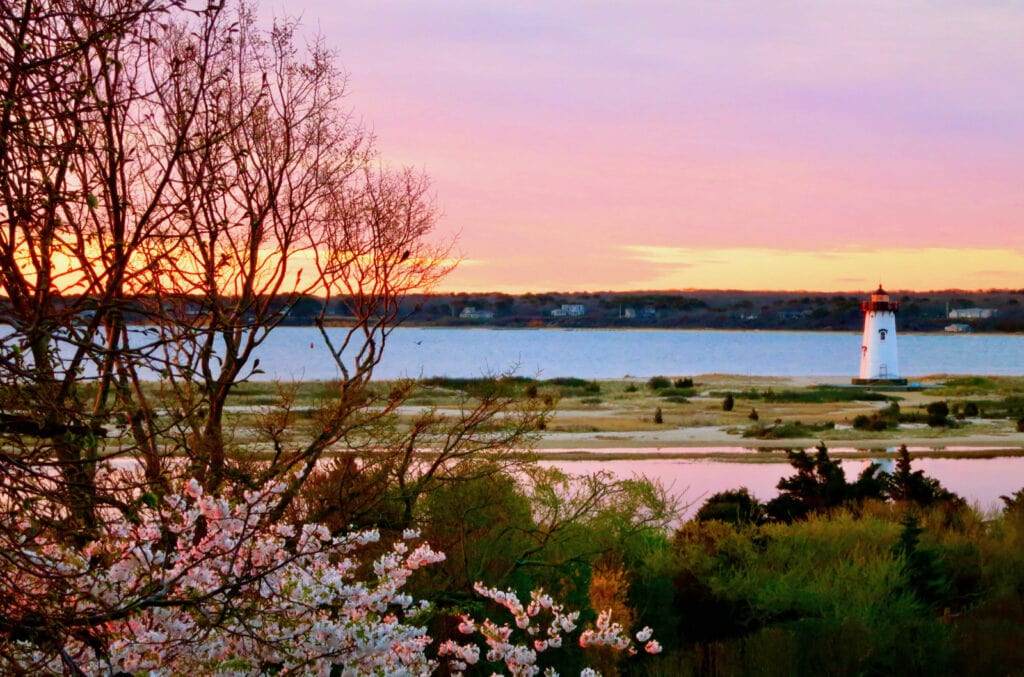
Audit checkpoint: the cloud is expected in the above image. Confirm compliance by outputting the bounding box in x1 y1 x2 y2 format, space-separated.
607 245 1024 292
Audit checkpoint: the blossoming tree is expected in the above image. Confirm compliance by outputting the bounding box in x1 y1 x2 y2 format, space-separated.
0 2 649 673
1 471 658 674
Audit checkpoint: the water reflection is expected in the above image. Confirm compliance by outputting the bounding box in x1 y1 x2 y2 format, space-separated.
540 455 1024 520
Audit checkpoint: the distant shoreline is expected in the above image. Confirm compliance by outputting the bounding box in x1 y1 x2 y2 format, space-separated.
57 288 1023 332
129 321 1018 335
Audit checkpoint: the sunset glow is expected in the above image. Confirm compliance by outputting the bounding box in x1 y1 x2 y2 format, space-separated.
275 1 1024 293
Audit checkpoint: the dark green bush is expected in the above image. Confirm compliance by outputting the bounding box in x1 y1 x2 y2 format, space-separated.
886 446 965 509
1001 488 1024 515
927 401 950 427
764 444 886 522
648 375 671 390
668 515 955 675
853 413 888 431
709 387 892 403
658 387 695 398
695 488 764 525
743 421 835 439
420 375 536 398
544 378 601 397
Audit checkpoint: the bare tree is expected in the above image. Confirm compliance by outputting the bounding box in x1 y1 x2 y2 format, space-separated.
0 0 515 667
0 0 231 539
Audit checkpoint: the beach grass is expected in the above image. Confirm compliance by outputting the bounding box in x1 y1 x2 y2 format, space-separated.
124 373 1024 454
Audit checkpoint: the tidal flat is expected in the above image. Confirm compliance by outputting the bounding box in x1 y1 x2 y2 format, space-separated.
218 373 1024 458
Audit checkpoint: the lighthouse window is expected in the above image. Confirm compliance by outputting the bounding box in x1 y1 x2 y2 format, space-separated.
878 329 887 340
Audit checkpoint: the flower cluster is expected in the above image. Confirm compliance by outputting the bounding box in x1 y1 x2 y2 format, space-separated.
3 473 659 676
578 610 662 655
437 584 660 677
2 476 445 675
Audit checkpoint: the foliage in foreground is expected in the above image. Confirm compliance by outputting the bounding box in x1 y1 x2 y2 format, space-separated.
0 472 662 675
671 444 1024 676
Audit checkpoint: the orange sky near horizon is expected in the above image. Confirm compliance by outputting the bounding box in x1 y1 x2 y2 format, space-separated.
442 246 1024 295
273 1 1024 294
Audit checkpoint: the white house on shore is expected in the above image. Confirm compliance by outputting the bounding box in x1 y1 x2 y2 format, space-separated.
551 304 586 318
459 306 494 320
948 307 998 320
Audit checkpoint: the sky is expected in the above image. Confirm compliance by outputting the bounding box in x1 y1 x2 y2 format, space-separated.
270 1 1024 293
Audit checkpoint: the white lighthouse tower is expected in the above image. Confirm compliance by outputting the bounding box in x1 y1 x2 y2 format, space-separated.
853 285 907 385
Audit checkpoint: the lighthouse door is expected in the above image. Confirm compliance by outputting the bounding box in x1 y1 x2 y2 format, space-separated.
879 364 888 378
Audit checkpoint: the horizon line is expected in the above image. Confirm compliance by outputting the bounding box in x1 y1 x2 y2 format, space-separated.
426 286 1024 296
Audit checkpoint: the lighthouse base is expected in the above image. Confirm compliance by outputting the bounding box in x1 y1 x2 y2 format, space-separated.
851 378 908 386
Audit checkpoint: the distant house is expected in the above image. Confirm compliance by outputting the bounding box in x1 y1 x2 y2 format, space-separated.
459 306 494 320
620 305 656 319
945 323 972 333
777 309 812 321
948 307 997 319
551 303 585 318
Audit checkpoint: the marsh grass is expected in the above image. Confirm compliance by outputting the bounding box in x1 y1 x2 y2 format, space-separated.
708 386 893 404
742 421 836 439
930 375 1024 397
127 374 1024 457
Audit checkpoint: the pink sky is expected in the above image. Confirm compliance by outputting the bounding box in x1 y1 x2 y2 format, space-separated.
272 1 1024 292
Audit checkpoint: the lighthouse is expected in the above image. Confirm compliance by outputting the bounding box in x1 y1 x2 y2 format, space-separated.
853 286 907 385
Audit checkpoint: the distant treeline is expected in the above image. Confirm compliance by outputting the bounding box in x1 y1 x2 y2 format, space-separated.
398 289 1024 332
15 289 1024 332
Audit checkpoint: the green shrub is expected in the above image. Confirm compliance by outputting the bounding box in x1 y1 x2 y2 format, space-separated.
708 387 892 404
674 377 694 388
886 445 965 509
743 421 835 439
852 413 888 431
764 444 885 522
648 375 671 390
1002 488 1024 516
544 377 589 388
420 375 536 398
926 401 950 427
722 393 735 411
544 377 600 397
695 488 764 525
669 514 954 675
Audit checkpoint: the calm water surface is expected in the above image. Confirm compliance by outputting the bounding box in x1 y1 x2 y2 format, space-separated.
541 455 1024 520
257 327 1024 380
27 326 1024 513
